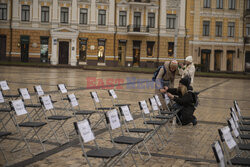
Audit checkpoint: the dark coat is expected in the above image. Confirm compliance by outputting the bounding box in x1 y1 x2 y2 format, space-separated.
167 88 195 125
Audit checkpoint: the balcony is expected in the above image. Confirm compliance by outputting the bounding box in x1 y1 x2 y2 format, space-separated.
245 9 250 17
244 37 250 44
127 25 149 35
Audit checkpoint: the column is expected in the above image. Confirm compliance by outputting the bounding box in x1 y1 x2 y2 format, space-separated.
210 46 214 71
108 0 115 31
51 38 58 65
12 0 19 26
159 0 166 34
221 48 227 71
32 0 39 27
71 38 77 66
52 0 58 28
90 0 96 30
179 0 186 35
193 0 201 40
71 0 77 28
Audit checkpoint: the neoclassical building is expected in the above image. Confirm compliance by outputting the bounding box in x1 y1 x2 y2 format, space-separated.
0 0 248 72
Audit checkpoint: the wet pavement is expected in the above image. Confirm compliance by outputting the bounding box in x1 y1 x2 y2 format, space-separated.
0 66 250 167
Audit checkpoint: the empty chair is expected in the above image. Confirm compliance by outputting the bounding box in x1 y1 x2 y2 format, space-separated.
9 99 47 155
0 80 19 100
234 100 250 121
107 89 131 107
39 95 71 144
230 107 250 132
74 119 123 167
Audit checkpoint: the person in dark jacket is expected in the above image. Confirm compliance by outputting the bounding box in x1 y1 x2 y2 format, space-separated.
161 77 197 126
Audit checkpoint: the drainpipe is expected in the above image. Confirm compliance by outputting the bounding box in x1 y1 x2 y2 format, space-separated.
113 0 117 66
184 0 187 60
9 0 13 61
157 0 160 67
243 0 246 72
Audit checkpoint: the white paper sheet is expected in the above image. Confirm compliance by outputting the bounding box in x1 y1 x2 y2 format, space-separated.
109 89 117 99
35 85 44 96
154 95 162 106
214 141 225 167
77 120 95 143
108 109 121 130
12 99 27 116
58 84 67 93
235 103 242 117
20 88 30 100
91 92 99 103
0 81 9 91
150 98 159 111
231 108 239 121
229 118 239 137
140 100 150 114
0 91 4 103
41 95 53 110
121 105 133 121
68 94 78 107
164 94 170 105
221 126 237 150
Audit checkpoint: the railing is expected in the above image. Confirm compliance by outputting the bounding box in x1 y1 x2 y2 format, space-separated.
127 25 149 33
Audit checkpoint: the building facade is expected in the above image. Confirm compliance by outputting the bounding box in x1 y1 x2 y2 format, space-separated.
0 0 248 72
0 0 186 68
187 0 245 72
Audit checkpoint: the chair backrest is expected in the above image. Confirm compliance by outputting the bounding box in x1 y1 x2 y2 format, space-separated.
34 85 44 97
67 93 79 107
233 101 242 118
211 140 226 167
227 118 239 138
90 92 101 109
40 95 54 110
153 95 162 107
57 84 67 94
149 97 159 111
230 112 239 129
10 99 28 116
119 105 133 122
0 91 4 103
218 126 237 150
139 100 150 115
106 109 121 130
18 88 31 100
74 119 95 143
0 80 10 91
108 89 118 99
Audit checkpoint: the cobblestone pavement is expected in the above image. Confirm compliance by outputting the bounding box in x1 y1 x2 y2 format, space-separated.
0 66 249 167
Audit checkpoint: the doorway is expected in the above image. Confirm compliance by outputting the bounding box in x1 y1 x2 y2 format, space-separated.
20 36 30 62
133 41 141 67
118 40 126 66
59 41 69 64
227 51 234 71
245 51 250 72
214 50 222 71
0 35 6 61
201 50 210 72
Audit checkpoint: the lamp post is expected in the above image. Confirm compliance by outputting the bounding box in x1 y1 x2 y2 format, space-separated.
173 0 180 59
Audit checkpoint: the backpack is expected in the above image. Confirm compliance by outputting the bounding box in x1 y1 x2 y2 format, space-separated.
152 65 166 82
190 91 199 108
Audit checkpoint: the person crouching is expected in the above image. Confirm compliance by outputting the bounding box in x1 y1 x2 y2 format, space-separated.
160 77 197 126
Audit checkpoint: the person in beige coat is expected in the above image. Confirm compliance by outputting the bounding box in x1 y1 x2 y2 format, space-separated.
155 60 178 110
179 56 195 86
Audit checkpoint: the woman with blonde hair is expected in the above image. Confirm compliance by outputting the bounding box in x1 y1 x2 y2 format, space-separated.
162 77 197 126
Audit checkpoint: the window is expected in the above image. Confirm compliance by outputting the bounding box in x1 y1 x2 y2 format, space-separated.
166 14 176 29
21 5 30 21
215 21 222 37
246 24 250 36
228 0 235 9
40 37 49 62
119 11 127 27
80 8 88 24
168 42 174 57
60 7 68 23
0 3 7 20
148 13 155 28
248 0 250 9
216 0 223 9
203 21 210 36
147 41 155 56
98 10 106 25
203 0 210 8
41 6 49 22
228 22 235 37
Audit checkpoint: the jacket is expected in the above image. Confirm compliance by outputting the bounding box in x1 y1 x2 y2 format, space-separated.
156 61 177 88
179 63 195 85
167 88 195 125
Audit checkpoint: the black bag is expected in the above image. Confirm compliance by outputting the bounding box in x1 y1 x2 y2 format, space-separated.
152 65 166 82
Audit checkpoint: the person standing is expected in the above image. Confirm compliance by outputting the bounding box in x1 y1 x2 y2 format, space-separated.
155 60 178 110
179 56 195 86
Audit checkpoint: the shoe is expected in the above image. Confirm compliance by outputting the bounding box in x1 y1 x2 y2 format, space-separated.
192 118 197 126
